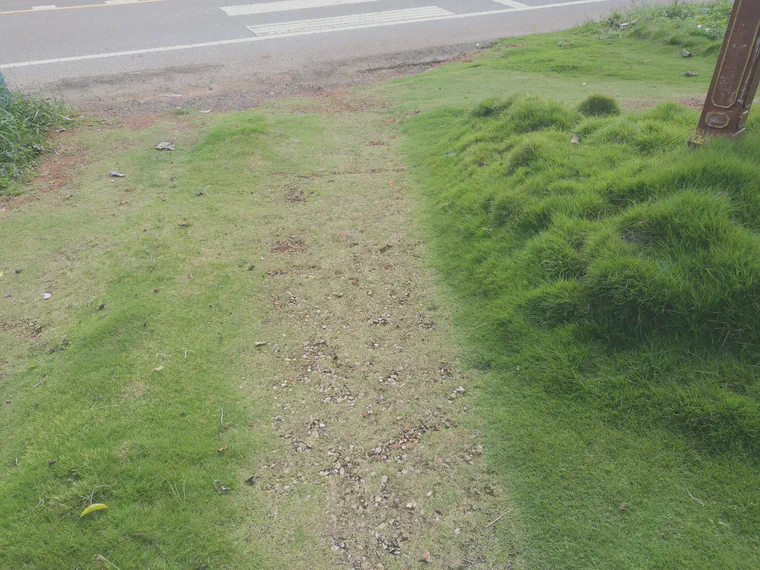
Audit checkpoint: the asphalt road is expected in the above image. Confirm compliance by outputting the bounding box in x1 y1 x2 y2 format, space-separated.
0 0 677 113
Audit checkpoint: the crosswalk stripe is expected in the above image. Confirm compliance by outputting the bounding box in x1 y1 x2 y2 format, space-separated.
0 0 162 16
221 0 381 16
492 0 529 8
248 6 452 36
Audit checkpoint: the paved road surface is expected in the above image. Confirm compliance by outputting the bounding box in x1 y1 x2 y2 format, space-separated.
0 0 675 112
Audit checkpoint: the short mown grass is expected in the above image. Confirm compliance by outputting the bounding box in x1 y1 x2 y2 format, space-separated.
0 114 280 569
399 2 760 568
0 88 68 196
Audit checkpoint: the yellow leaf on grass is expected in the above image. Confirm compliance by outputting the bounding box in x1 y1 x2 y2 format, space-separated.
80 503 108 517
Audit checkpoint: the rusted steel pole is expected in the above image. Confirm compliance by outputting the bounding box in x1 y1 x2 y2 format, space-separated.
693 0 760 141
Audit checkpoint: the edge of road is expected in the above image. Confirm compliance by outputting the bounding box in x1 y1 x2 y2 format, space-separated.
6 43 480 116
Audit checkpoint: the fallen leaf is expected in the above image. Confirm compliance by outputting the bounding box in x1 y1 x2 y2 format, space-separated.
80 503 108 517
152 366 164 372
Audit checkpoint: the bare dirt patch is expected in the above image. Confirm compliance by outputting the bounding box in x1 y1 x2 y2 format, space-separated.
271 236 308 254
290 89 392 114
677 95 707 109
282 183 311 203
117 115 163 131
32 146 89 193
237 111 517 569
15 46 471 118
0 131 90 213
0 318 43 340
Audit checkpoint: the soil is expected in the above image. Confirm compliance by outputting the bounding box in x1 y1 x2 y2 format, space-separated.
232 93 516 568
20 44 479 118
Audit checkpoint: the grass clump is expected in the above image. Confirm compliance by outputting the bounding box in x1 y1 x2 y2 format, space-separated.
578 94 620 117
410 93 760 454
472 96 515 117
404 87 760 566
0 89 68 195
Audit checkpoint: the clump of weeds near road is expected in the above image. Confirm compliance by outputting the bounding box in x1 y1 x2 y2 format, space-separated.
0 88 68 195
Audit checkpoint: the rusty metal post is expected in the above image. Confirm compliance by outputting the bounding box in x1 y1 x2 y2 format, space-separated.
693 0 760 142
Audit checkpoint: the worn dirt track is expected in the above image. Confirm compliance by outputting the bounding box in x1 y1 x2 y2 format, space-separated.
227 92 518 569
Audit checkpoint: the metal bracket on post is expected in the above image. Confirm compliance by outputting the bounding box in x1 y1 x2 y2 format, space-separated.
690 0 760 145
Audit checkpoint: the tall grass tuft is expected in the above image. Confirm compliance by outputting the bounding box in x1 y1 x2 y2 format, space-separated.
0 87 69 195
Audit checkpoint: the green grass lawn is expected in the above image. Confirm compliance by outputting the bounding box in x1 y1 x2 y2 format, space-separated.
395 3 760 568
2 2 759 568
0 114 281 568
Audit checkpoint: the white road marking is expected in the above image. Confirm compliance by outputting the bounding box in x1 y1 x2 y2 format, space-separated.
0 0 615 69
492 0 529 8
221 0 380 16
249 7 453 36
0 0 162 15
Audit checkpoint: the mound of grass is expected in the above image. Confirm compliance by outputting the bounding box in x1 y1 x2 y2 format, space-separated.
389 5 759 566
413 92 760 454
404 89 760 566
578 94 620 117
0 89 68 195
